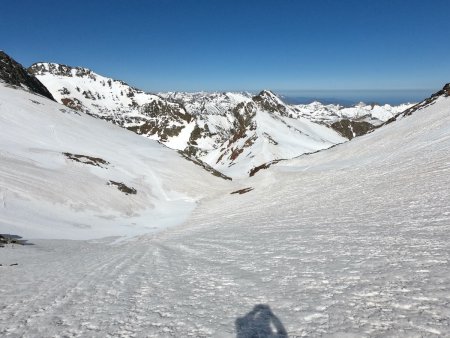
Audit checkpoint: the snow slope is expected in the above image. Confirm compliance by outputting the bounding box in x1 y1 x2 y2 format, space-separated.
1 85 449 336
0 82 229 239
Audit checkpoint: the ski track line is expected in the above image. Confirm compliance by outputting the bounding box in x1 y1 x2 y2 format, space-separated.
1 244 144 337
44 246 151 337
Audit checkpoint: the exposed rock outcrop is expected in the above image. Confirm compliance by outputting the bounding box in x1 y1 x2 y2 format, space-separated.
331 119 375 139
0 51 54 101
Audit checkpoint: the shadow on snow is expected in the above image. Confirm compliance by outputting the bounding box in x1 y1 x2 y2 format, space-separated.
236 304 288 338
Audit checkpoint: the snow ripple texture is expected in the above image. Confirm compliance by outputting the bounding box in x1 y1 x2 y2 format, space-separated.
1 96 450 336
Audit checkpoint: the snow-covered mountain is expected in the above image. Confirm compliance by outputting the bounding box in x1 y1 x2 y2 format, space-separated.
290 101 414 139
2 51 450 336
291 101 413 125
29 62 414 178
0 78 230 239
159 90 346 177
2 59 450 337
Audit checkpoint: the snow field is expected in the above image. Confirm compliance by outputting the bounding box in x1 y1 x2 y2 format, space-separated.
0 84 449 336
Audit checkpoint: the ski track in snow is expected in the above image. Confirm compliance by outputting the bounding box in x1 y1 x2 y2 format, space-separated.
1 86 450 336
1 152 449 337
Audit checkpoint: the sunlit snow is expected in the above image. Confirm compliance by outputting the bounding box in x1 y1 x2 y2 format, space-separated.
1 82 449 337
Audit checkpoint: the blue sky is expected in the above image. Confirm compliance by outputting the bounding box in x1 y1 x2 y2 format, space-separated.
1 0 449 93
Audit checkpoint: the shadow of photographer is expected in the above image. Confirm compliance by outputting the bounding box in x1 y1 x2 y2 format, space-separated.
236 304 288 338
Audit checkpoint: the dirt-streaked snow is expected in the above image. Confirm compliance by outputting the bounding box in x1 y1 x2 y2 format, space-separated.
1 84 449 337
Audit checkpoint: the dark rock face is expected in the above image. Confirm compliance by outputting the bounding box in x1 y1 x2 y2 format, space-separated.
252 90 287 114
0 234 31 246
63 152 109 168
444 83 450 94
230 187 253 194
249 159 283 177
435 83 450 97
331 119 375 140
0 51 54 101
127 101 192 142
108 181 137 195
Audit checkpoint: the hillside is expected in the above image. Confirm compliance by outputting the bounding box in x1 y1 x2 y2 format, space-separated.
0 81 230 239
1 50 448 336
1 83 449 336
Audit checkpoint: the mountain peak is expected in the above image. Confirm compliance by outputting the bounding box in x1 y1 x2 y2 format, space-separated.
255 89 279 99
252 89 287 114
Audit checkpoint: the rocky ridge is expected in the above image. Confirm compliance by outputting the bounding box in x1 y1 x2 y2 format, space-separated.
0 51 54 101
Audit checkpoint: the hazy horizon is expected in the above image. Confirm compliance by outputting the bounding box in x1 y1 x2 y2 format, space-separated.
277 89 435 105
157 88 436 105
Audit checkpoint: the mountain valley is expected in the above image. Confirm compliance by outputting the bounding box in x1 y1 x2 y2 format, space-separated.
1 50 449 337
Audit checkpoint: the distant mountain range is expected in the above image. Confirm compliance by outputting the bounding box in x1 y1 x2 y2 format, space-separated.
21 58 410 178
0 51 420 178
279 89 430 106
